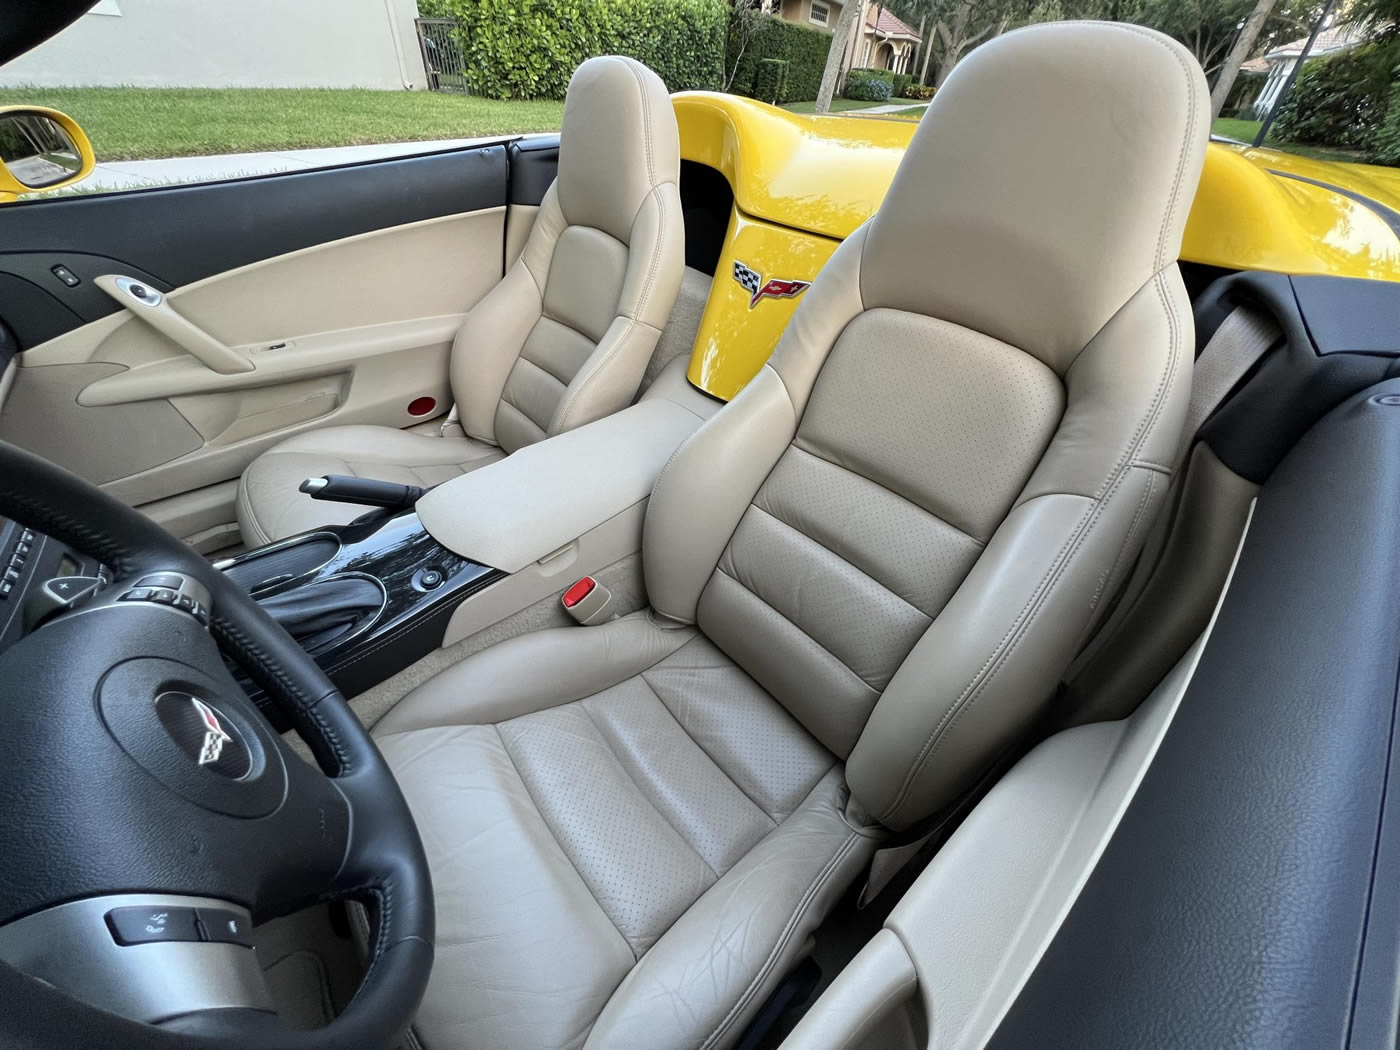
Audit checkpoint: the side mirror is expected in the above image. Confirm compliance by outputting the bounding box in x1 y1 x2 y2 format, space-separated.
0 106 95 202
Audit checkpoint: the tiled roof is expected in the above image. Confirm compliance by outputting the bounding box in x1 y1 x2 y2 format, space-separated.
1265 24 1368 60
864 6 921 39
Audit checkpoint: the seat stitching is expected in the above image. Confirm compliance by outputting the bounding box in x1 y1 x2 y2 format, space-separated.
745 503 940 624
574 697 722 881
512 350 573 390
788 439 995 544
882 272 1183 823
779 444 986 550
702 830 862 1049
713 567 884 697
634 670 782 829
494 723 639 961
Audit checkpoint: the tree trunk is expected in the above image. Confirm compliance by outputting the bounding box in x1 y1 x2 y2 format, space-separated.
920 10 935 84
1210 0 1278 119
816 0 864 113
914 13 926 78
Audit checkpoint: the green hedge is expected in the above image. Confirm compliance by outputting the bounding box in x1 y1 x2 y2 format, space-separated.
1271 40 1400 156
1376 82 1400 166
726 13 831 103
423 0 726 100
892 72 912 97
754 58 788 104
844 68 892 101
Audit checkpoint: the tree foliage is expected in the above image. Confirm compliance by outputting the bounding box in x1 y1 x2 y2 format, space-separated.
879 0 1329 87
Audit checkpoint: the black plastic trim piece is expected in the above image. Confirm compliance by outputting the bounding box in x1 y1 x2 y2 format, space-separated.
987 378 1400 1049
0 145 509 342
508 135 559 206
1193 271 1400 483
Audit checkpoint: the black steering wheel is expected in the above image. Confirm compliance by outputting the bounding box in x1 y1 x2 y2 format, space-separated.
0 440 433 1049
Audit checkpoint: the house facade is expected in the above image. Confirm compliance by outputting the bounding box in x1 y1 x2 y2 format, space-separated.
1240 24 1367 119
775 0 923 76
0 0 428 90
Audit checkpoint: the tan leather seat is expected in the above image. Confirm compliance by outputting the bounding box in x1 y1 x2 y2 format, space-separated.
237 55 684 545
373 23 1208 1049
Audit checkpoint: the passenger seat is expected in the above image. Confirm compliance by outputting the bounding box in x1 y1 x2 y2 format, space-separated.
237 55 684 545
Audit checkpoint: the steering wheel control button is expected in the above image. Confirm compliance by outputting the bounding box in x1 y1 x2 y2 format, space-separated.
119 587 153 602
105 906 201 946
155 692 252 779
23 575 104 631
195 907 255 948
136 572 185 589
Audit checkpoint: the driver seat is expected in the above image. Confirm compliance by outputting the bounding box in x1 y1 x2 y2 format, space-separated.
373 23 1207 1049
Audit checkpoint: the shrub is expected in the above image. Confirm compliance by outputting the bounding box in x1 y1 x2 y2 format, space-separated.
1271 41 1399 154
902 83 934 100
892 72 912 98
1375 81 1400 166
427 0 726 100
844 69 893 102
726 12 831 103
754 58 789 104
848 66 894 86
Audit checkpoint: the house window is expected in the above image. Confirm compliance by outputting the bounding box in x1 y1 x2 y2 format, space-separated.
809 2 831 26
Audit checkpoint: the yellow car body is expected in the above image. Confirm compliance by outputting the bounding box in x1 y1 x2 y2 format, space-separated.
674 92 1400 400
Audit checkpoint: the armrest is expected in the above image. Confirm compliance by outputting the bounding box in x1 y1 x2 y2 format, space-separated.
416 399 703 572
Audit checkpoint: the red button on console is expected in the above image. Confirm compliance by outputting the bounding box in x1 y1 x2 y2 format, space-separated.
562 576 597 609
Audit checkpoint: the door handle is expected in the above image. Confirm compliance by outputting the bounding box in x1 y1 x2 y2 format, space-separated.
97 274 253 375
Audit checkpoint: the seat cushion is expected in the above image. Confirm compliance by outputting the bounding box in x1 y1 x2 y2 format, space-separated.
373 614 877 1050
236 424 504 545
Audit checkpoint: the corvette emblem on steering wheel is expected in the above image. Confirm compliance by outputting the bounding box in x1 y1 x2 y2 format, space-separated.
190 697 233 766
733 260 811 309
155 691 251 779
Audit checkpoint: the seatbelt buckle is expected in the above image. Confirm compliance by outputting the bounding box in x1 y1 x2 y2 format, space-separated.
561 576 613 625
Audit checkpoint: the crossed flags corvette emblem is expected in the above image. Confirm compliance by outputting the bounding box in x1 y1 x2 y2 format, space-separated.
732 260 811 309
190 696 233 766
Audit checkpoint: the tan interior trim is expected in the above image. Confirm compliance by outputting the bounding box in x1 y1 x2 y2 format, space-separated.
418 398 705 572
505 204 540 269
943 500 1255 1050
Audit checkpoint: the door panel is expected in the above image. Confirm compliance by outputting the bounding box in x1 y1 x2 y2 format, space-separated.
0 144 510 345
0 146 515 522
1 207 504 505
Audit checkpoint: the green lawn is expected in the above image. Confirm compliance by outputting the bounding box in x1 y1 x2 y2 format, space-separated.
781 98 895 114
1211 116 1366 165
0 87 565 161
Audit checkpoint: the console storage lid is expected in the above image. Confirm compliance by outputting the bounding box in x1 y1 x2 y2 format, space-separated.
416 398 704 572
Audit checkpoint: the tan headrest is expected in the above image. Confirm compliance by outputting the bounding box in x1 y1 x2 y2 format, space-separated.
861 22 1208 375
556 55 681 244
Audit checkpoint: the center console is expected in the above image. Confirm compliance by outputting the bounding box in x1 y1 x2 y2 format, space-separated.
222 370 718 723
217 512 501 724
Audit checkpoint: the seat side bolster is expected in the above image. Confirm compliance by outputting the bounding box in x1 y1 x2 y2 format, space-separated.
643 366 798 624
583 766 878 1050
846 275 1193 830
451 186 561 446
643 230 868 624
549 184 683 436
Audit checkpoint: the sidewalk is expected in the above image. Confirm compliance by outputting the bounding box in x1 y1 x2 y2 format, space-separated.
83 136 515 192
